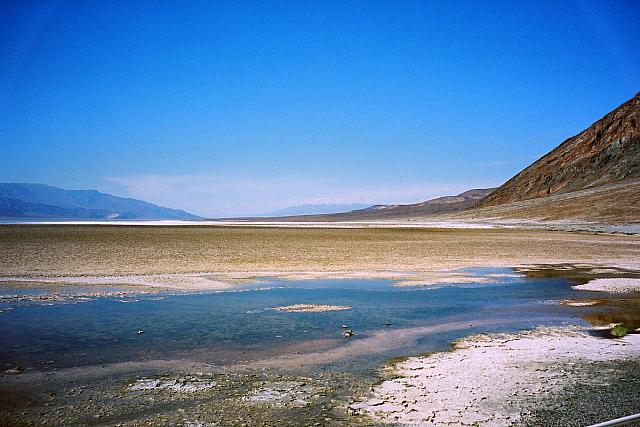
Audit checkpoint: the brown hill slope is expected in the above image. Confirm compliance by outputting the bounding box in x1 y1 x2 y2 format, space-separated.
456 179 640 225
269 188 495 221
478 92 640 207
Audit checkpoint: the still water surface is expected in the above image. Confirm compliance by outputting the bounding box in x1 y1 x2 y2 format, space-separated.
0 268 623 372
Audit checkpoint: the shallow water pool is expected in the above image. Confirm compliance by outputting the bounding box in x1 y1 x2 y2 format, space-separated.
0 268 618 372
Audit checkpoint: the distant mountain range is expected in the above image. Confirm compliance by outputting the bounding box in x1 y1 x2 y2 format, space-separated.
265 188 496 221
261 203 370 217
0 183 200 220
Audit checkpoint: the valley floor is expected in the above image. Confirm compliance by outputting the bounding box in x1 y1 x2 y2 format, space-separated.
1 224 639 278
1 225 640 426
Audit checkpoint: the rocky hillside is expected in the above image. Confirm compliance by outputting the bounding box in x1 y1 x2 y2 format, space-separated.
478 92 640 207
455 179 640 226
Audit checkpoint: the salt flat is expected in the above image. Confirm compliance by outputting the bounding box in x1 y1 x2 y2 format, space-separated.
355 327 640 426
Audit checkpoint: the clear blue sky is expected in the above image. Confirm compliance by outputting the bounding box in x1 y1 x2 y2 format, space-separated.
1 0 639 217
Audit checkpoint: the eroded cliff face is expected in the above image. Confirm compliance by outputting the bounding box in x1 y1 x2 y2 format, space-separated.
478 92 640 207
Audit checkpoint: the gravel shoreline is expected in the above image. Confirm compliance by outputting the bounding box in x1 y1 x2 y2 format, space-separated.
517 359 640 426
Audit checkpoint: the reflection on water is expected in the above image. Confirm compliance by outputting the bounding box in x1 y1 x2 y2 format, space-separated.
581 298 640 331
516 263 640 285
516 264 640 333
0 268 639 373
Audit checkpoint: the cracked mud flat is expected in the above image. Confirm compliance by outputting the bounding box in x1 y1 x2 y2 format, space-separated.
353 327 640 426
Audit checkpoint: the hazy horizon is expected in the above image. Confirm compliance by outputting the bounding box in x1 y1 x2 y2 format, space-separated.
2 1 639 216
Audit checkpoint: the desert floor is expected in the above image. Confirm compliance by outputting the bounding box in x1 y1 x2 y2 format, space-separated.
2 224 639 278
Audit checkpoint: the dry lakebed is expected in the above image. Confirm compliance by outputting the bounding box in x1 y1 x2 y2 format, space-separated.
1 224 640 426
